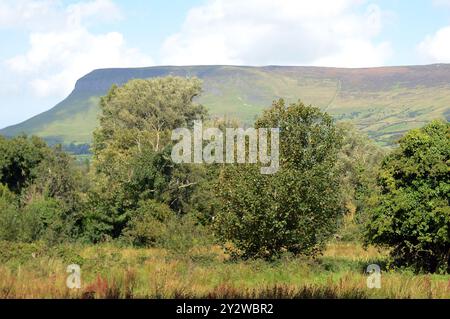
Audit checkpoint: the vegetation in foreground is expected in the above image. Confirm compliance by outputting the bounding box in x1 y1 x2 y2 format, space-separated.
0 241 448 299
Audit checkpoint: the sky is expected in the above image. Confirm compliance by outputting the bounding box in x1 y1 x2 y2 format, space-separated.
1 0 450 129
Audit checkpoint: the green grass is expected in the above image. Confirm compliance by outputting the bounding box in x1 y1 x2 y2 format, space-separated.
0 241 448 299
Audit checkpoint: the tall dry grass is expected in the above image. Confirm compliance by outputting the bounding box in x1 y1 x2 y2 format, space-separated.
0 241 448 299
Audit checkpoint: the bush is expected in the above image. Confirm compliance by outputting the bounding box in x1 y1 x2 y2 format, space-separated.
20 197 72 244
0 241 84 266
215 100 345 259
0 135 48 194
365 121 450 273
123 199 212 255
158 212 213 255
0 184 73 244
122 199 174 246
0 184 21 241
0 136 83 244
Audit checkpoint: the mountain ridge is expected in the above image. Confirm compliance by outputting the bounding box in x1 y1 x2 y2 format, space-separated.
2 64 449 146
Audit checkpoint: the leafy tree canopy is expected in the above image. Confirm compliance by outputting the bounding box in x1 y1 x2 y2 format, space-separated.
215 99 345 259
86 77 209 241
365 120 450 273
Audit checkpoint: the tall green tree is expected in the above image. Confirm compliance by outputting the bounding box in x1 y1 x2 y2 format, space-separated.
86 77 208 241
93 76 206 180
215 99 345 259
93 76 206 161
365 120 450 273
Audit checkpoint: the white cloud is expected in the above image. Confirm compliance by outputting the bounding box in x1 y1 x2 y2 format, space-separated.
0 0 60 29
0 0 121 30
66 0 122 26
9 29 152 97
418 26 450 63
160 0 392 67
432 0 450 7
417 1 450 63
3 0 152 98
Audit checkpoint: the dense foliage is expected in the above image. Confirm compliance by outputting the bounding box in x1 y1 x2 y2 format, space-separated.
335 122 385 241
214 100 345 259
0 136 82 243
365 121 450 273
86 77 210 242
0 77 446 274
0 135 48 193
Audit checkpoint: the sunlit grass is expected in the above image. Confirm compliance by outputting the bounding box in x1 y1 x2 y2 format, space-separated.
0 241 448 299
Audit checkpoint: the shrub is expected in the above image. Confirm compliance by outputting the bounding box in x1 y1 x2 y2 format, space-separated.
123 199 212 255
0 136 83 244
20 197 72 244
158 212 213 255
0 135 48 194
0 184 21 241
0 184 72 244
0 241 84 266
365 121 450 273
122 199 174 246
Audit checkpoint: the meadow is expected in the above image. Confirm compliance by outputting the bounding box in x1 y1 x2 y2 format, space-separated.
1 241 448 299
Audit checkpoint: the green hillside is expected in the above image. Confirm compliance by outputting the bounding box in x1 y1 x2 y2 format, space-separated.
1 65 449 146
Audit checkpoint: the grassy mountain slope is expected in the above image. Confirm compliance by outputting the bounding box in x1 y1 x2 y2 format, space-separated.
1 65 449 146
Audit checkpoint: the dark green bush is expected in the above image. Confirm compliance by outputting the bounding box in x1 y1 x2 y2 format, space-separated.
0 135 48 194
365 120 450 273
0 184 21 241
122 199 175 246
20 196 72 244
0 136 83 244
0 186 74 244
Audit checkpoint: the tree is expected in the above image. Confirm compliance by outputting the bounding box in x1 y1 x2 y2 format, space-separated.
28 146 82 208
215 99 345 259
365 120 450 273
86 77 208 240
92 76 206 182
0 135 49 194
93 76 206 161
0 138 82 243
335 122 385 241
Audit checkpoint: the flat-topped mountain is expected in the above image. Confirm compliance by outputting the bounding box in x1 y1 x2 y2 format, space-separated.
2 64 449 146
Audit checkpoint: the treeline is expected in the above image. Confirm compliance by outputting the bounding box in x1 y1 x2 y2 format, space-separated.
0 77 448 273
44 139 91 155
62 143 91 155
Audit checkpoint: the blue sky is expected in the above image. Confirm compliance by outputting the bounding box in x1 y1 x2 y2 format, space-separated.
1 0 450 129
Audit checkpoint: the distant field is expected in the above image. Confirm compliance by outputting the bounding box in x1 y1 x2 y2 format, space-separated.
1 241 448 299
73 154 92 164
